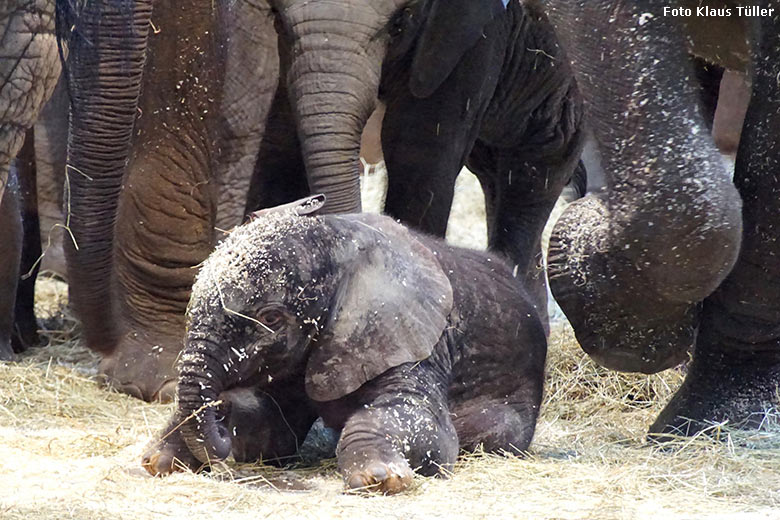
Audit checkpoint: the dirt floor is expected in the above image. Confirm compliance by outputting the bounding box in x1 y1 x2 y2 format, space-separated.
1 170 779 519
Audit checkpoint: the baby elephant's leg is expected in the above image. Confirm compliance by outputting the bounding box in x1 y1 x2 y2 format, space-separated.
333 359 458 494
450 373 544 454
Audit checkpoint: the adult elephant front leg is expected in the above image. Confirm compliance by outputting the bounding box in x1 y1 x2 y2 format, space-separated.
245 38 308 214
213 0 281 229
650 9 780 437
0 0 61 205
12 130 42 352
0 184 23 360
86 0 219 402
0 0 61 359
466 0 584 330
545 1 743 374
100 0 280 402
380 15 505 235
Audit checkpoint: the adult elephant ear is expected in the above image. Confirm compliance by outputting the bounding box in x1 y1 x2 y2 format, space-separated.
409 0 507 98
304 214 453 402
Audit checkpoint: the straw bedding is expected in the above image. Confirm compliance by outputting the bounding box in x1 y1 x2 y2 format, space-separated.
1 169 778 520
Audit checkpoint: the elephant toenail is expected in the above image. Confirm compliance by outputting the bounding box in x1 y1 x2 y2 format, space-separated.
366 463 388 482
347 472 373 490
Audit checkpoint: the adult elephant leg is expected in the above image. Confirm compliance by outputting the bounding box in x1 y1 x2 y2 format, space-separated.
545 1 743 374
245 40 308 214
470 146 582 334
33 75 68 278
245 85 309 212
0 183 22 360
0 0 61 205
0 0 61 358
381 22 504 236
12 129 42 352
103 0 225 403
104 0 279 402
213 0 280 230
650 10 780 437
467 2 584 331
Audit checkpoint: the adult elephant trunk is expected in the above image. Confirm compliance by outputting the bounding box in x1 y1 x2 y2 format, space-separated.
544 1 743 373
61 0 152 353
177 335 232 464
283 2 387 214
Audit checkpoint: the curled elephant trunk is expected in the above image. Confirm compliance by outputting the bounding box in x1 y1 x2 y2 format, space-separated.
545 1 743 373
177 337 231 464
60 0 153 353
285 9 385 214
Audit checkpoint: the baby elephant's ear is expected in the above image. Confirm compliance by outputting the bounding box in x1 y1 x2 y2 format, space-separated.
305 214 453 402
249 194 326 220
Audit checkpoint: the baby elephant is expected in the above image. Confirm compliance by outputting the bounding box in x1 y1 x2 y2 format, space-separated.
143 195 546 493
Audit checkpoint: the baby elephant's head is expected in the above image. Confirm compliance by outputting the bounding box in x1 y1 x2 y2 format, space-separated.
177 198 453 464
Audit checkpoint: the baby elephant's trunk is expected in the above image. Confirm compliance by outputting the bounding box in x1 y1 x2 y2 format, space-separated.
177 338 232 464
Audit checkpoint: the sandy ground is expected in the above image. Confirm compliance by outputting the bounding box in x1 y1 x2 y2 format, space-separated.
1 169 779 519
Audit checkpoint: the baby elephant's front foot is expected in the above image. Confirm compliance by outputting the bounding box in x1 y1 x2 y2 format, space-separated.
345 460 414 495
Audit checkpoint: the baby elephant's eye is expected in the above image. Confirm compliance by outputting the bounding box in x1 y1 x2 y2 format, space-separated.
258 310 285 331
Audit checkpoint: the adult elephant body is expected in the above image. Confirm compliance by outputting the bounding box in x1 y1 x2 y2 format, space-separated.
61 0 281 401
545 0 780 435
0 0 61 360
274 0 583 321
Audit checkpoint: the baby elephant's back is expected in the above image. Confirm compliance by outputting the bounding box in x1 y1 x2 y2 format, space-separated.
415 236 547 402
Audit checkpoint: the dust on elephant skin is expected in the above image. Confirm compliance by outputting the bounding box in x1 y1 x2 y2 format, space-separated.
144 200 546 494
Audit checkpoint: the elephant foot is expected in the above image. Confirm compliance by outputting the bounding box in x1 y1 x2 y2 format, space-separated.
649 347 780 440
11 315 41 354
345 460 414 495
142 421 203 476
98 331 179 402
0 339 14 362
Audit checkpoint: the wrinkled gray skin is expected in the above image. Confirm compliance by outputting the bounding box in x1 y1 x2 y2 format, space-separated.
269 0 583 329
545 0 744 374
6 75 68 355
21 76 69 280
143 198 547 494
546 0 780 436
58 0 283 402
0 0 62 360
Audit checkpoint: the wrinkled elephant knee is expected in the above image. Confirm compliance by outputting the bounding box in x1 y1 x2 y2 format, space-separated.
547 194 739 374
335 375 459 494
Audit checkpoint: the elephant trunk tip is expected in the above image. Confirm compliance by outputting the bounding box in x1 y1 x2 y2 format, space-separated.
182 405 232 464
